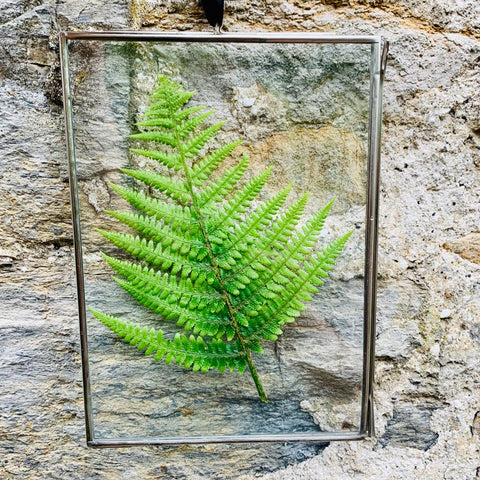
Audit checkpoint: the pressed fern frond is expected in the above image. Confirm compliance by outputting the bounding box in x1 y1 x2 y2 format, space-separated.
91 75 352 402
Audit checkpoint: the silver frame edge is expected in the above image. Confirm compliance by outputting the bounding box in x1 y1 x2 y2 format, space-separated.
59 32 95 443
88 432 366 448
60 30 385 447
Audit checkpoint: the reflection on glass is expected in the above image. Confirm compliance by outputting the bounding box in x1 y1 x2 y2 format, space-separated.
68 39 372 440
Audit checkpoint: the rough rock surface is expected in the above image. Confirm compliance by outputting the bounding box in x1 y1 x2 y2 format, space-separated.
1 1 479 480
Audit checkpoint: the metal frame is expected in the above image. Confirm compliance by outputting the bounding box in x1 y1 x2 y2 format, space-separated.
60 31 387 447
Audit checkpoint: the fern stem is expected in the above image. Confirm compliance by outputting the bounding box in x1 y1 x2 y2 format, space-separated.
172 116 268 402
221 295 268 402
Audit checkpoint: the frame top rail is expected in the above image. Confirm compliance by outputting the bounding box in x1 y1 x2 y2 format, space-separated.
61 30 382 44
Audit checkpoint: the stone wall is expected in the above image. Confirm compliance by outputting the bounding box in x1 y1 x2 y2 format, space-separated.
1 1 479 479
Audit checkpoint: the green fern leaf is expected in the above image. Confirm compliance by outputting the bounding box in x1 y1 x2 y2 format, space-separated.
89 309 246 373
129 148 183 171
120 168 190 203
177 110 215 138
211 166 273 231
96 229 215 283
183 121 226 158
212 183 292 250
242 231 354 344
104 211 207 259
129 130 177 147
109 183 198 231
196 154 250 207
92 75 352 402
191 140 243 185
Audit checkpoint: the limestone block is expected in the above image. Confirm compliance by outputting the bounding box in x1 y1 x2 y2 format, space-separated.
443 232 480 265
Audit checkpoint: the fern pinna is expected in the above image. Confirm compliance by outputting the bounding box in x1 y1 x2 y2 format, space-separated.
90 76 351 402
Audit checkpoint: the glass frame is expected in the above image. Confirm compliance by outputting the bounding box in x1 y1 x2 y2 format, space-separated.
59 31 387 447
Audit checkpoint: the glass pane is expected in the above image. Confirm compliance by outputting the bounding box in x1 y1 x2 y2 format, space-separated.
67 38 372 440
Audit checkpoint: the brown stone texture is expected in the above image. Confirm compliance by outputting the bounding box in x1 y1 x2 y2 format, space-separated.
1 1 479 479
444 232 480 265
